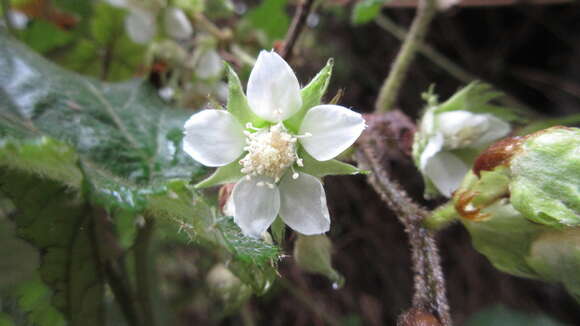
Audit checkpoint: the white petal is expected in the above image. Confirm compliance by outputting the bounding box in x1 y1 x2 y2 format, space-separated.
232 176 280 238
278 173 330 235
125 9 156 44
437 110 483 136
436 111 510 148
163 7 193 40
183 110 245 167
423 152 469 197
195 49 224 79
299 105 366 161
247 51 302 122
472 115 511 147
419 133 444 171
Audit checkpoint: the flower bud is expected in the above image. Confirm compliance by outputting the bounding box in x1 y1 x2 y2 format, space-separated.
294 234 343 288
451 126 580 300
125 8 156 44
413 83 514 198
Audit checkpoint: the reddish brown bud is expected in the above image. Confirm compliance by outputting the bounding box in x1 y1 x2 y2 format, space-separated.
397 308 442 326
473 136 525 177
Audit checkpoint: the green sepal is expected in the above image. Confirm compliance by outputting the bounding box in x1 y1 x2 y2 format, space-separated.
296 149 366 178
270 216 286 245
195 159 244 188
225 63 265 127
434 82 521 122
526 229 580 303
293 234 343 287
285 59 334 132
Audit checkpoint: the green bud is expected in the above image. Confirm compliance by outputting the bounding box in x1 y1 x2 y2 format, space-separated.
293 234 344 288
449 126 580 300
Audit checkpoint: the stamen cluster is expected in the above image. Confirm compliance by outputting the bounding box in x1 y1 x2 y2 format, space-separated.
239 124 297 182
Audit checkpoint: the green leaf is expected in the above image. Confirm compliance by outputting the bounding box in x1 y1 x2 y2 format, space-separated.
0 167 104 326
0 211 39 290
0 312 15 326
0 30 280 303
19 21 74 53
8 275 66 326
297 149 365 177
351 0 391 25
225 63 266 127
285 58 334 132
245 0 290 44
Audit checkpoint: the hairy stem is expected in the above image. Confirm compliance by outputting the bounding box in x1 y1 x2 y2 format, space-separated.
279 0 315 61
356 134 451 325
375 0 438 113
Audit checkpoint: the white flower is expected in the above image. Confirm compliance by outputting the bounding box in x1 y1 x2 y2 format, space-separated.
419 110 510 197
183 51 365 237
111 0 193 44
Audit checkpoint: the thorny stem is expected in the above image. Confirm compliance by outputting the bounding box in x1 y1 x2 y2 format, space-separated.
279 0 316 61
356 138 451 325
375 0 438 113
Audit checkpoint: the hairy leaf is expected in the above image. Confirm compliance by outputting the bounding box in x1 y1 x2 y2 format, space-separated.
0 30 281 318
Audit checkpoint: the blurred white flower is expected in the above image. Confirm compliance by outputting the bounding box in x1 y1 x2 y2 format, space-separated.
163 6 193 40
7 10 28 30
183 51 365 237
125 8 157 44
109 0 193 44
194 48 224 80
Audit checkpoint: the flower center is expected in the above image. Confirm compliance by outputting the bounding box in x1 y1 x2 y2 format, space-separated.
239 124 298 182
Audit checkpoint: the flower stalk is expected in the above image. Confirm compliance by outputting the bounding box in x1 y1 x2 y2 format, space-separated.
375 0 438 113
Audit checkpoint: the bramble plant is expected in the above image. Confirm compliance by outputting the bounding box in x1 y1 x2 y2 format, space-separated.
0 0 579 325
